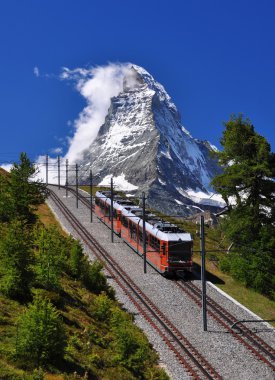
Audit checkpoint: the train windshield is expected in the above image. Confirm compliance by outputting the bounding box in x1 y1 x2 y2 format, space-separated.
168 241 192 262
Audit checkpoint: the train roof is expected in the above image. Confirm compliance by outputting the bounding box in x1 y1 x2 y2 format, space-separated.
95 191 192 242
122 208 192 242
96 191 139 212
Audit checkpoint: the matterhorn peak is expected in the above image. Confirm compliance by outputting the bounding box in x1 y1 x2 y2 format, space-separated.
75 63 224 216
123 66 146 92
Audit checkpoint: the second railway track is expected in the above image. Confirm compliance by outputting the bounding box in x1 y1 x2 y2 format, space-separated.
49 188 222 380
175 281 275 371
68 184 275 369
48 185 275 379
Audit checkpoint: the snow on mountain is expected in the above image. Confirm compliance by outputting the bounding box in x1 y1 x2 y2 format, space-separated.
74 64 225 216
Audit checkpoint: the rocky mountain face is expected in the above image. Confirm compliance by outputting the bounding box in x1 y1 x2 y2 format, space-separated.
78 65 224 216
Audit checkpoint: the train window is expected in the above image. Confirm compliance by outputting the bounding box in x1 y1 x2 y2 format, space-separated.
168 242 192 260
107 205 111 220
95 198 100 206
138 230 149 244
150 235 160 251
122 216 128 228
138 228 143 242
160 245 166 255
148 233 152 246
130 222 137 241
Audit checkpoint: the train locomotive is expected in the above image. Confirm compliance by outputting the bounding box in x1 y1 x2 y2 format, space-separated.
95 190 193 276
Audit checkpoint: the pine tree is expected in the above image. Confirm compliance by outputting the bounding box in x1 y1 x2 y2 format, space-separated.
68 240 84 278
212 115 274 217
212 115 275 297
9 153 48 223
33 226 67 290
0 174 13 222
0 220 34 300
17 295 66 366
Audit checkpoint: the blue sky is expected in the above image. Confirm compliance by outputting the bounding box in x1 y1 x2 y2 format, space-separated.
1 0 275 166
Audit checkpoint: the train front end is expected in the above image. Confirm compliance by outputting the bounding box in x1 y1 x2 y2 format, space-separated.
166 235 193 275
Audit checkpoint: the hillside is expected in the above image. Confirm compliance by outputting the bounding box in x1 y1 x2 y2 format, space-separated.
0 202 168 379
0 159 168 380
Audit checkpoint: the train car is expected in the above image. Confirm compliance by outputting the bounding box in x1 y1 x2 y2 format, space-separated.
95 190 193 276
94 191 139 234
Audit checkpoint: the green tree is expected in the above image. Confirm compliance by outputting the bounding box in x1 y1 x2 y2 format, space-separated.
81 259 109 294
9 153 48 223
212 115 274 217
93 292 113 321
0 173 14 222
110 308 158 378
17 295 66 366
212 115 275 296
33 226 67 290
68 240 84 278
0 220 34 300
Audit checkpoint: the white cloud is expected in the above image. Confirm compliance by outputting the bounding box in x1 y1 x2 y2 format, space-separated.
50 147 63 154
33 66 40 77
35 62 132 183
35 155 66 185
60 62 130 163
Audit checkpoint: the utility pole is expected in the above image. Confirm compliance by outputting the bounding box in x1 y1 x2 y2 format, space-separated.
110 177 114 243
89 169 93 222
46 154 48 185
57 155 60 190
75 163 78 208
142 192 147 274
200 215 207 331
65 159 68 197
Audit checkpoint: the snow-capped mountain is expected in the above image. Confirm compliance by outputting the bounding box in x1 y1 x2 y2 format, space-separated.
78 65 225 216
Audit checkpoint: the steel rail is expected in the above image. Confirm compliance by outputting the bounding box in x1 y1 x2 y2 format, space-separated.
53 184 275 371
176 281 275 371
48 188 222 380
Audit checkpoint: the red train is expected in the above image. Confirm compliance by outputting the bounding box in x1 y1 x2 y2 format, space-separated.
95 190 193 276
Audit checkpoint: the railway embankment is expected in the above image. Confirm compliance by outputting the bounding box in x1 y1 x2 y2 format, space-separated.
47 185 275 380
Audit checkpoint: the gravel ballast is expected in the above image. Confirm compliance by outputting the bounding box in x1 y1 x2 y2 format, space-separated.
47 186 275 380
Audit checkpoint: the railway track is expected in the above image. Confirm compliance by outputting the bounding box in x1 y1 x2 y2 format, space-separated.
176 280 275 371
49 188 222 380
51 185 275 374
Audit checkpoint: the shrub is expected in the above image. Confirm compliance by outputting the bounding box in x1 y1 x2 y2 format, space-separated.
81 260 108 294
17 295 66 366
93 293 113 321
68 240 84 278
110 308 159 378
33 226 68 291
219 255 231 274
0 220 34 300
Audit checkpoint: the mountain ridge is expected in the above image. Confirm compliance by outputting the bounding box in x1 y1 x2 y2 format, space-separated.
76 64 225 216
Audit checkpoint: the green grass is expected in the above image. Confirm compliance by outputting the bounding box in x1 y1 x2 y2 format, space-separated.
34 203 67 236
0 201 169 379
192 257 275 324
0 268 168 379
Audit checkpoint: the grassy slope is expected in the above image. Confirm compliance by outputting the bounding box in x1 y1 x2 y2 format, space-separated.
80 186 275 325
0 203 168 379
